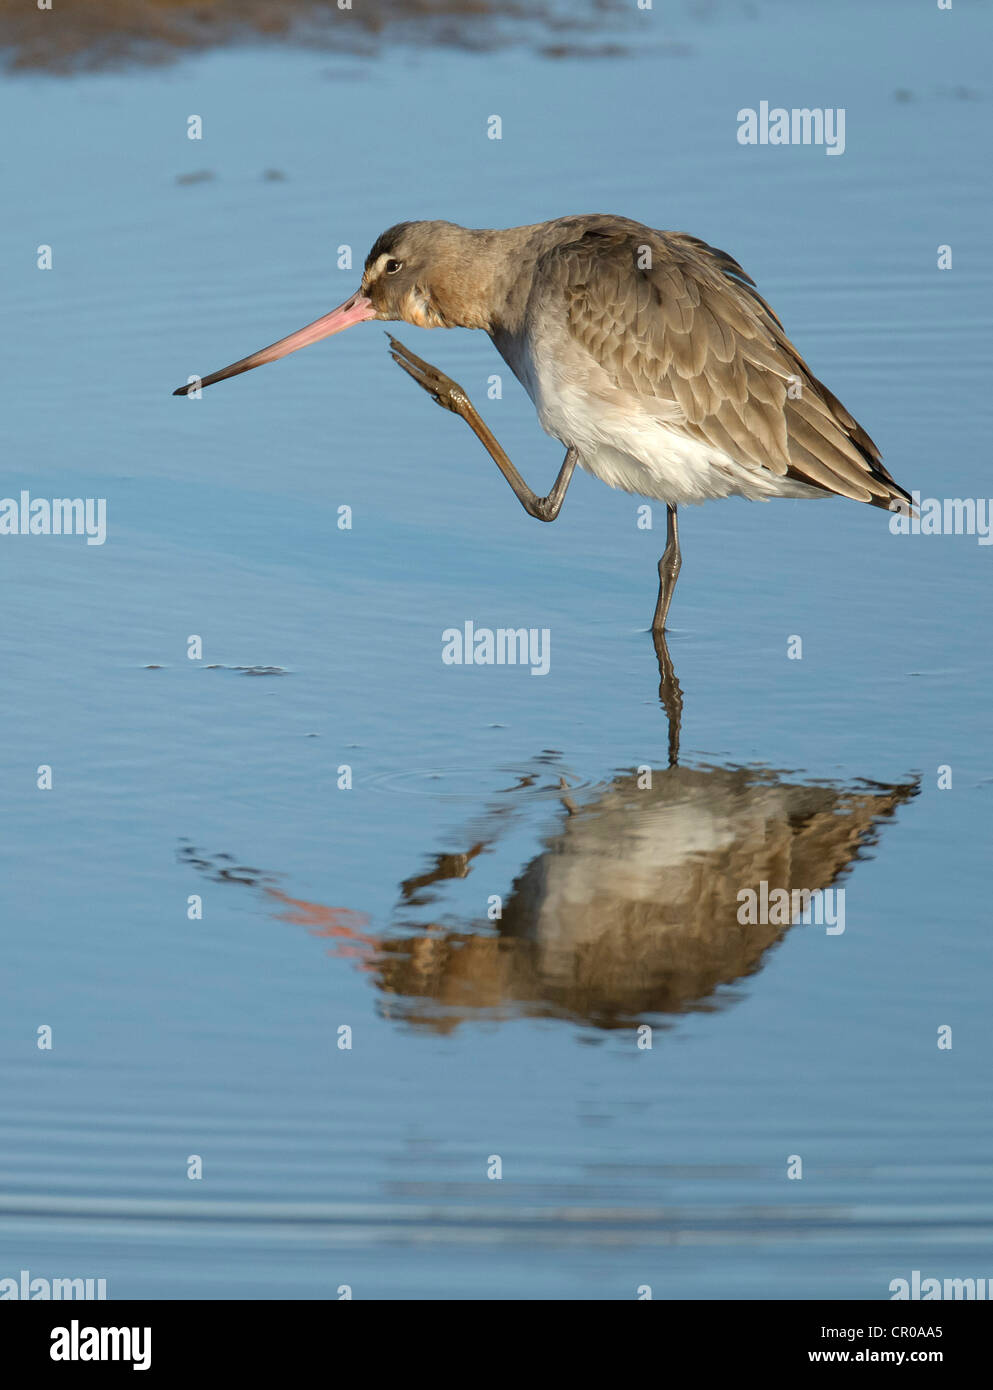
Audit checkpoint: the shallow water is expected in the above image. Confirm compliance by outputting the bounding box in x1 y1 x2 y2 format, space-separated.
2 0 992 1299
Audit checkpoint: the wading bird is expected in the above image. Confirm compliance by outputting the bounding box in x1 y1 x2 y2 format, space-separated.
174 216 911 629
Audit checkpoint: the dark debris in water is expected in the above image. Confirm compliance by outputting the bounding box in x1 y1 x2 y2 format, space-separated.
538 41 630 60
146 662 289 674
177 840 278 886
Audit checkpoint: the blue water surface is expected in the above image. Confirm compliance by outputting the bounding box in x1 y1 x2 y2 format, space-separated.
2 0 991 1299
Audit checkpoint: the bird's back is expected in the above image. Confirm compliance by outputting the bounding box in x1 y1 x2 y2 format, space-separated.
489 215 909 511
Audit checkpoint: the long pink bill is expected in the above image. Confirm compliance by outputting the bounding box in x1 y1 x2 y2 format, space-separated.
172 291 376 396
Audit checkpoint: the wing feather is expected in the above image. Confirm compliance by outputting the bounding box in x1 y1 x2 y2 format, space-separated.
532 221 908 508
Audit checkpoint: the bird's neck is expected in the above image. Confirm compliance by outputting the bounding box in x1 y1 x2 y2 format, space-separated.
426 225 540 335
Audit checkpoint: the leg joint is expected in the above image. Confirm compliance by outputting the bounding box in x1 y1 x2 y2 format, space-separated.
658 550 681 577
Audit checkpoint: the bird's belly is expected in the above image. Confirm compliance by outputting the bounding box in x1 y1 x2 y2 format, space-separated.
537 384 815 505
504 334 823 506
576 430 824 504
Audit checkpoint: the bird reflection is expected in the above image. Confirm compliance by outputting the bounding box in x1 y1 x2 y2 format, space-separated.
376 763 915 1029
178 672 917 1030
653 629 683 764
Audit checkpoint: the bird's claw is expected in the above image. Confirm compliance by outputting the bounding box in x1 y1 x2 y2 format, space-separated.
387 334 466 415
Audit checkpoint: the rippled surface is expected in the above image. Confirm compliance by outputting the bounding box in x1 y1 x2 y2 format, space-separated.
2 0 992 1298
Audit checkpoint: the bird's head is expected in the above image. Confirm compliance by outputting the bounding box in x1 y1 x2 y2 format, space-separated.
359 221 488 330
172 220 488 396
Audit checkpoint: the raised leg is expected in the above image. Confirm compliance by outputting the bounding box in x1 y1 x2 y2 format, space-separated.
388 335 577 522
652 504 682 632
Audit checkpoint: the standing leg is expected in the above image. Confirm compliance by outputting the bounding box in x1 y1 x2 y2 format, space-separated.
652 504 682 632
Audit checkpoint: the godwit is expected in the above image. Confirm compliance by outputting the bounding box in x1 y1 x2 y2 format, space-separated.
174 215 911 630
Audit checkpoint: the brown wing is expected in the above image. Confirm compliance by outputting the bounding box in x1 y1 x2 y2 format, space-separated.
531 222 909 508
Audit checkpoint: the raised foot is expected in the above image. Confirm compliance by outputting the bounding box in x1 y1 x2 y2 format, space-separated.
388 334 468 415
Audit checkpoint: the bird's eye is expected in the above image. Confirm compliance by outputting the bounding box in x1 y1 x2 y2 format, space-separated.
385 259 403 275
